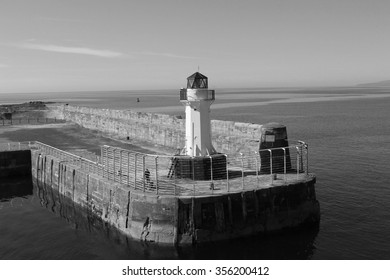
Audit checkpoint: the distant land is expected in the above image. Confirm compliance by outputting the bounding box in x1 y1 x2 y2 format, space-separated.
357 80 390 87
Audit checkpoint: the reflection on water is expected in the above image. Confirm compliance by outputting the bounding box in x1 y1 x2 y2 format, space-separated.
0 178 319 259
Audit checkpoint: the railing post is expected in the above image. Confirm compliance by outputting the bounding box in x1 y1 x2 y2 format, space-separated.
305 143 309 175
134 153 137 190
240 152 244 190
142 155 146 192
113 149 116 182
127 151 130 186
282 148 287 182
106 148 109 180
209 155 214 194
254 151 259 187
296 146 300 180
225 154 229 193
174 159 177 196
269 149 273 184
192 157 196 197
119 150 123 184
155 156 159 195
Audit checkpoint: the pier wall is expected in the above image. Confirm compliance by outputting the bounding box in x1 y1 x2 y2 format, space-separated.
30 149 320 244
31 150 178 244
48 105 262 155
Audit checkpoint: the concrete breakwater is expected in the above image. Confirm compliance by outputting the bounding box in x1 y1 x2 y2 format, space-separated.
0 146 320 244
48 104 262 155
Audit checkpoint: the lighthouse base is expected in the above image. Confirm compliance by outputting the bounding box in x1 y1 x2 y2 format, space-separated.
171 154 227 181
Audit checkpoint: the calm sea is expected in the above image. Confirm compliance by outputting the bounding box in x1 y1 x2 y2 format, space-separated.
1 87 390 259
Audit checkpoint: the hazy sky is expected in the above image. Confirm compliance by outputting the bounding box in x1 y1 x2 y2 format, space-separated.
1 0 390 93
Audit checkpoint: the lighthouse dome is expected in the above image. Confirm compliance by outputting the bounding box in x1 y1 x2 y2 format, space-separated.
187 72 208 89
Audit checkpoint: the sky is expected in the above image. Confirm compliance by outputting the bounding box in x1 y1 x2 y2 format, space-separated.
1 0 390 93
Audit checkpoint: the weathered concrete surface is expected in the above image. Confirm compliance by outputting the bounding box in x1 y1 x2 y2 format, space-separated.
0 150 32 179
31 148 320 245
31 150 178 244
48 105 262 155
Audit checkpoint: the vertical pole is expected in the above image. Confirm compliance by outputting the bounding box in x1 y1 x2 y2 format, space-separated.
283 148 286 182
209 155 213 195
113 149 116 182
119 150 123 184
255 151 259 187
296 146 300 180
240 153 244 190
269 149 273 184
225 154 229 193
134 153 137 189
106 147 109 180
127 152 130 186
210 155 213 182
155 156 159 195
174 158 177 196
192 157 196 197
306 143 309 175
142 155 146 192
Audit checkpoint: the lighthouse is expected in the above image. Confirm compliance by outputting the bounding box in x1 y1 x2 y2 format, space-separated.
180 72 216 156
170 72 226 181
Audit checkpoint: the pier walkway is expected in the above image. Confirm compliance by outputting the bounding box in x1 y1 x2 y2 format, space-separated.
1 140 311 197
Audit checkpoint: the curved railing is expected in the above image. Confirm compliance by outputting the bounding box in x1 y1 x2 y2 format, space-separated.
0 140 311 196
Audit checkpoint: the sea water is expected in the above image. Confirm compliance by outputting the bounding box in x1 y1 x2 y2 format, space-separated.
1 88 390 259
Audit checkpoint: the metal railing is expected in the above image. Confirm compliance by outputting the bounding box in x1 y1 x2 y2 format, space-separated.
0 117 64 126
1 140 311 197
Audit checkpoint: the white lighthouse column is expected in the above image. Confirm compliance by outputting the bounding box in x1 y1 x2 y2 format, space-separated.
181 85 216 157
175 72 226 181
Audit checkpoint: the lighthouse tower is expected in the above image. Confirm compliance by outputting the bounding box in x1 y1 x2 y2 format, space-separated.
170 72 226 181
180 72 216 156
